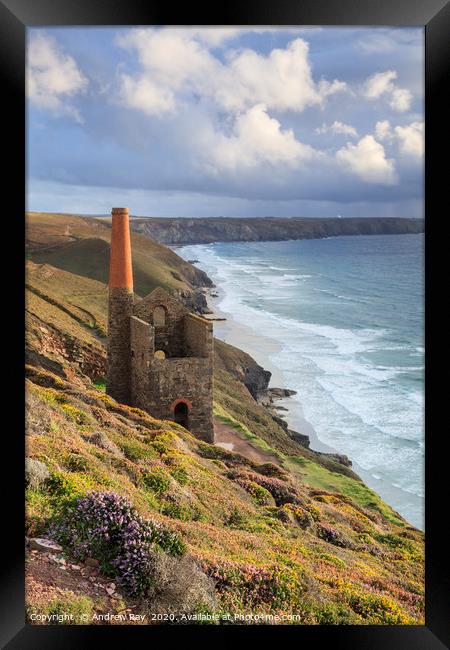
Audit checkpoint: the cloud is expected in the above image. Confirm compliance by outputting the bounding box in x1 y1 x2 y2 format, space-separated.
374 119 424 157
336 135 397 185
389 87 412 112
27 31 88 122
394 121 424 157
362 70 412 112
207 104 318 172
355 28 423 54
26 27 424 216
116 29 347 115
363 70 397 99
118 74 175 116
315 120 358 136
221 39 347 112
374 120 392 141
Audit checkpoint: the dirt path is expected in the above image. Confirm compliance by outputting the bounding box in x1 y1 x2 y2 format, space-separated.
214 420 281 467
27 549 123 608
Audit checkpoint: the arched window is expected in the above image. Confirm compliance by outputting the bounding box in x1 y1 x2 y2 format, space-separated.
153 305 166 327
154 349 166 359
173 401 189 430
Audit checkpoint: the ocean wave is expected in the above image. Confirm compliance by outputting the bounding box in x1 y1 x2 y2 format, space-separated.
315 288 369 304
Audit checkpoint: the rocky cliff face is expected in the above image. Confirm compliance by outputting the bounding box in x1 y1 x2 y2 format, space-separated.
214 339 271 399
131 217 424 246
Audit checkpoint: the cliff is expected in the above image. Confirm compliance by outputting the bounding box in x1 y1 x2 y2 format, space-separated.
130 216 424 246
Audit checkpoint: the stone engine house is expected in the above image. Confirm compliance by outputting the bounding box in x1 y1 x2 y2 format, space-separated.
106 207 214 443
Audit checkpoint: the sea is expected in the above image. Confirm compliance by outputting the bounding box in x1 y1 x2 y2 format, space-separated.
178 234 425 530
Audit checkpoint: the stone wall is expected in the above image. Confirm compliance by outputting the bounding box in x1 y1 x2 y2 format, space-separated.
184 313 213 358
130 316 154 410
106 287 133 403
146 357 214 442
133 287 187 357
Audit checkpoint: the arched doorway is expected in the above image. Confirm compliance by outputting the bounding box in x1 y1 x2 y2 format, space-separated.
173 401 189 430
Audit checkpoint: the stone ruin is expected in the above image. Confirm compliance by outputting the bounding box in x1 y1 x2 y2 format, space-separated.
106 207 214 443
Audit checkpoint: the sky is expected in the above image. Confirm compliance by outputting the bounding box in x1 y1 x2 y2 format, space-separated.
26 26 424 218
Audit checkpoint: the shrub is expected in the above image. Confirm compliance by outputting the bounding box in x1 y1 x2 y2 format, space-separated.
93 379 106 392
224 507 245 528
162 499 197 521
314 602 356 624
118 439 153 462
228 469 301 506
25 458 50 490
291 506 314 529
255 463 288 480
316 524 347 548
144 555 217 617
64 453 89 472
236 479 273 506
143 467 172 494
205 560 303 610
46 472 86 507
49 491 186 596
169 466 189 486
26 488 55 537
319 553 346 569
60 403 91 426
347 591 413 624
277 506 293 524
151 432 176 455
374 532 414 552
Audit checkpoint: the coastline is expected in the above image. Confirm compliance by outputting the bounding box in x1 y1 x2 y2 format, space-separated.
201 283 423 531
205 286 335 455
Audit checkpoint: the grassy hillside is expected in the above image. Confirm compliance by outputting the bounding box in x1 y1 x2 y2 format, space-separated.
26 362 424 624
26 212 212 300
24 216 424 624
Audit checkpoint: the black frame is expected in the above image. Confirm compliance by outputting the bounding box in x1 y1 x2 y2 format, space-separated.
4 0 448 646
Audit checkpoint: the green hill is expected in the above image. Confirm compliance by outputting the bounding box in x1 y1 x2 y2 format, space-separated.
26 212 212 304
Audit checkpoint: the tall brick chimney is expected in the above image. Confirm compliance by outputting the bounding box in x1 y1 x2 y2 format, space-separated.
106 207 134 403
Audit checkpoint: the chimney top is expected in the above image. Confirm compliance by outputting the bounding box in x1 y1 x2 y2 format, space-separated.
109 207 133 290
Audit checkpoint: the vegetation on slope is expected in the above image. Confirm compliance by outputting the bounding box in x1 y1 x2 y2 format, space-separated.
26 365 424 624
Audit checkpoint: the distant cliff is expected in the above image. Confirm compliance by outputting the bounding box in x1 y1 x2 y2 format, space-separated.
130 217 424 246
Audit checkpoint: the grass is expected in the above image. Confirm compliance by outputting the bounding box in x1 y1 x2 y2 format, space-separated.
286 455 405 527
25 367 424 623
214 403 280 456
27 594 94 625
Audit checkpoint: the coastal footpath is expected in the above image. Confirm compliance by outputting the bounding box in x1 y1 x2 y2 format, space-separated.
130 216 424 246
